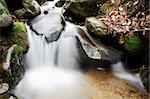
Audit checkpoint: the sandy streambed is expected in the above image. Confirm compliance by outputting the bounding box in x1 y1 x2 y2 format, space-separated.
84 69 148 99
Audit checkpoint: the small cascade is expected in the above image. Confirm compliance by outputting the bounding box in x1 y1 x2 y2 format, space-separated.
25 21 79 69
112 62 145 91
14 3 88 98
13 1 146 98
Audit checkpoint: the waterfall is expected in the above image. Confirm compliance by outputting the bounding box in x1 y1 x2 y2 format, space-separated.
14 3 88 98
13 1 146 98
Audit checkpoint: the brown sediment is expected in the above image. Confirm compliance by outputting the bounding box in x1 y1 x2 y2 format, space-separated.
83 69 148 99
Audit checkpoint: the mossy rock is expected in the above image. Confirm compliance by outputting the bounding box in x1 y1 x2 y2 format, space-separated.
0 44 25 90
124 36 142 55
85 17 108 37
63 0 105 20
0 22 27 90
11 22 28 51
99 1 113 15
13 22 27 33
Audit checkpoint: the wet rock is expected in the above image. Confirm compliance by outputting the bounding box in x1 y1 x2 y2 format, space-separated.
7 22 28 50
85 17 108 37
29 10 65 43
63 0 106 21
0 45 25 89
12 0 41 19
0 0 13 35
76 27 122 69
55 0 66 7
36 0 47 5
0 22 28 90
0 83 9 94
36 0 54 5
140 66 149 92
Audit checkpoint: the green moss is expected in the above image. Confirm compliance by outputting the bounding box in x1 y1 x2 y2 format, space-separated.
13 22 27 33
12 44 24 55
11 22 28 50
124 36 141 54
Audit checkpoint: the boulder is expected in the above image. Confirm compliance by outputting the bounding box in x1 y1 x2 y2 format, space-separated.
63 0 106 21
0 0 13 35
29 9 65 43
10 0 41 19
85 17 108 37
77 26 122 69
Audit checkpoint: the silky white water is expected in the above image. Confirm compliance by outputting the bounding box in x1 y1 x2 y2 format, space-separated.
13 1 146 98
14 21 89 99
14 1 89 98
112 62 145 91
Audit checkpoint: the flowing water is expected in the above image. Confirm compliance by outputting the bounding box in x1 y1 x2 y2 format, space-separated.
14 1 147 99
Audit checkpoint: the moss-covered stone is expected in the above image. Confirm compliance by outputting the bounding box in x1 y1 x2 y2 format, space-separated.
85 17 108 37
0 22 28 91
63 0 105 21
99 1 113 15
13 22 26 31
10 22 28 51
124 36 142 54
0 45 25 90
13 22 27 33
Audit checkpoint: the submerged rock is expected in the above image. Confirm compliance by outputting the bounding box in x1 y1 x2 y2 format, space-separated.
85 17 108 37
0 0 13 35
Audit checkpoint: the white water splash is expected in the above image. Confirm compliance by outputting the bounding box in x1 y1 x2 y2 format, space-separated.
112 62 145 91
3 46 14 70
14 12 89 99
